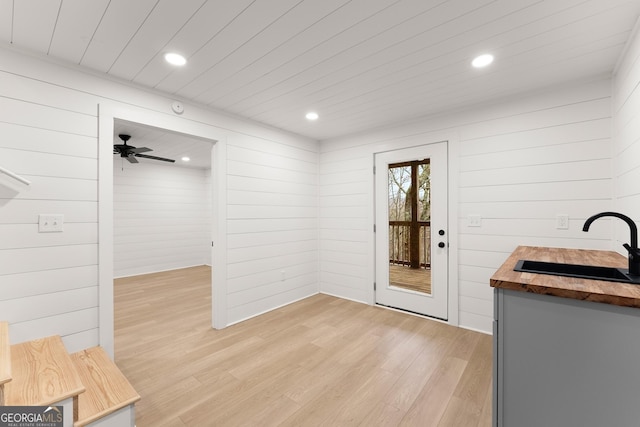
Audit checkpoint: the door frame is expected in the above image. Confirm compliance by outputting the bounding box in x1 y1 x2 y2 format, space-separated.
97 102 228 358
367 136 460 326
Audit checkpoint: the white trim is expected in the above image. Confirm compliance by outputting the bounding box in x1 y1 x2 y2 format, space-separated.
211 135 228 329
458 324 492 336
366 154 376 305
446 132 460 327
225 292 319 327
98 103 227 358
97 104 115 358
320 291 369 305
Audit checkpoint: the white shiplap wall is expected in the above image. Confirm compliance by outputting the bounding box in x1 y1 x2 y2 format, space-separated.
0 46 318 351
113 160 211 278
319 78 614 333
0 64 99 350
613 24 640 245
226 133 318 324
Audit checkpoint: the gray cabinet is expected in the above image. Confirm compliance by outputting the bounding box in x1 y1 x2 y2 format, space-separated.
493 288 640 427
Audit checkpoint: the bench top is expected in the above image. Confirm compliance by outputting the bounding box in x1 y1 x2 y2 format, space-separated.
5 335 85 406
71 346 140 427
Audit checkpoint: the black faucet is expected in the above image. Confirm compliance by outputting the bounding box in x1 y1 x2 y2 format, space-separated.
583 212 640 276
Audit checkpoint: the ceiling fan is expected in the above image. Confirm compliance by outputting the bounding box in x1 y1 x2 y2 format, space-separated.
113 134 175 164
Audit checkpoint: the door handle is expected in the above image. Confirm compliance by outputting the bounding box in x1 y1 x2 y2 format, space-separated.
438 242 446 248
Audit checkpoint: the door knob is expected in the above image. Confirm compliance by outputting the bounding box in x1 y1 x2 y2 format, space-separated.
439 229 445 236
438 242 446 248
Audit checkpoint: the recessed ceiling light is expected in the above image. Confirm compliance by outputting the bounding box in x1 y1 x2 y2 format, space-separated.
472 54 494 68
306 112 319 121
165 52 187 66
181 156 190 162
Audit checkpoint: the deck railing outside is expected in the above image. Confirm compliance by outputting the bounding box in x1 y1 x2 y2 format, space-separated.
389 221 431 268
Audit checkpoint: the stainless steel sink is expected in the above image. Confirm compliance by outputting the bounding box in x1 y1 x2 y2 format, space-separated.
514 260 640 284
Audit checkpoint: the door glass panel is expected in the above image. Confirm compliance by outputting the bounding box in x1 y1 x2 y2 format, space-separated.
387 160 431 295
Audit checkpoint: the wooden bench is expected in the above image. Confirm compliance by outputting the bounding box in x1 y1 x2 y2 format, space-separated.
0 322 10 405
71 346 140 427
5 335 85 427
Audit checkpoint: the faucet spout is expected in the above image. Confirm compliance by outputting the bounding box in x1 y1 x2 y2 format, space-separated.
583 211 639 276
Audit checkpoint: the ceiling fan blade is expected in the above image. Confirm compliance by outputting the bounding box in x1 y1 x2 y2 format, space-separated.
130 147 152 154
126 155 139 164
135 153 175 163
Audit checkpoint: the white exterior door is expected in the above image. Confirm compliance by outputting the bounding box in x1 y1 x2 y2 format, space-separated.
375 142 448 320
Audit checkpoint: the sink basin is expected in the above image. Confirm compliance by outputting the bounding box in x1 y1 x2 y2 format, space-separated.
514 260 640 284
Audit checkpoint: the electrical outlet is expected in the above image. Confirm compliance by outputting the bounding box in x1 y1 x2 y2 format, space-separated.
556 214 569 230
468 214 482 227
39 214 64 232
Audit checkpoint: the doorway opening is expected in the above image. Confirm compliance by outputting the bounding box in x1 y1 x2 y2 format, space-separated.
111 120 214 358
97 103 227 358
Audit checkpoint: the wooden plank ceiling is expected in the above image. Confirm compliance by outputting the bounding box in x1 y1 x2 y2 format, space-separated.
2 0 639 145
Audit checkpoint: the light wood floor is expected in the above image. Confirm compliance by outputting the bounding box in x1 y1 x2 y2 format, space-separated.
114 266 492 427
389 264 432 294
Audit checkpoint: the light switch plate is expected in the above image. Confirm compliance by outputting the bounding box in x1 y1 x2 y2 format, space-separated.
468 214 482 227
39 214 64 232
556 214 569 230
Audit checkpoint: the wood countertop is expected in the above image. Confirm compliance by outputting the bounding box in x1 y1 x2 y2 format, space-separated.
490 246 640 308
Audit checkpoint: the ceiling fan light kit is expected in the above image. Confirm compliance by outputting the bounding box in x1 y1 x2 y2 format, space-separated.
113 134 175 164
